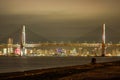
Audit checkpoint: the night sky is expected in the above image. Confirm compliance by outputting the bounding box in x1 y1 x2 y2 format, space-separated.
0 0 120 43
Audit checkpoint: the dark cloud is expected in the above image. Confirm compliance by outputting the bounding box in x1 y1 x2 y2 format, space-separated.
0 0 120 43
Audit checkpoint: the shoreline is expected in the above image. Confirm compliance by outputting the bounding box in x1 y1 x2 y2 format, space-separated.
0 60 120 80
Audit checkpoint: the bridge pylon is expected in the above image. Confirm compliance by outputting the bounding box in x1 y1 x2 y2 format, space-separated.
20 25 26 56
101 24 106 56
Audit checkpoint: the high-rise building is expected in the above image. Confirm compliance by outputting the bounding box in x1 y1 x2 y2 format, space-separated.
7 38 13 55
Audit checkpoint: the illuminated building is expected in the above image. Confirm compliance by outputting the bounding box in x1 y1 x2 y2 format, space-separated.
7 38 13 55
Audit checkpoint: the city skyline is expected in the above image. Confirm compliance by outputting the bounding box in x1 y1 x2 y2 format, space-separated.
0 0 120 43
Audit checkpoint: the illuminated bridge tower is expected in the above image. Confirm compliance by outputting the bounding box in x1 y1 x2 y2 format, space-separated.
21 25 26 56
101 24 106 56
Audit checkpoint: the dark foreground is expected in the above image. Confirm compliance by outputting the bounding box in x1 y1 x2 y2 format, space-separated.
0 60 120 80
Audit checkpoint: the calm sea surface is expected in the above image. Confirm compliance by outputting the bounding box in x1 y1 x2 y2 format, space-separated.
0 56 120 73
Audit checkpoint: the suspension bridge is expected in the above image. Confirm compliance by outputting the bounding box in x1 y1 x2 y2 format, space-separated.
0 24 120 56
